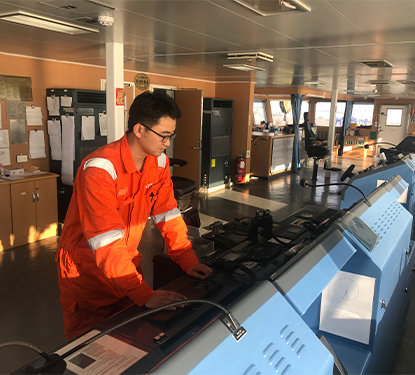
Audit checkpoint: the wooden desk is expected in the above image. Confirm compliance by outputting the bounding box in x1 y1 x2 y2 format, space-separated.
251 134 294 178
0 172 58 250
343 135 375 157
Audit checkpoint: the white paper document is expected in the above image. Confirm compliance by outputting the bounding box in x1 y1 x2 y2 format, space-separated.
99 113 107 136
29 130 46 159
320 270 375 344
26 106 43 126
82 116 95 140
47 119 62 160
0 103 2 129
61 95 73 107
61 115 75 185
56 330 147 375
0 129 9 148
0 148 11 166
47 96 60 116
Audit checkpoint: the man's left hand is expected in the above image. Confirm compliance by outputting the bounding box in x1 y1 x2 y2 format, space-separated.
186 264 212 279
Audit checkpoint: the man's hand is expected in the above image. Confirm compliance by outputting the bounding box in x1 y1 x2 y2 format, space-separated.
145 290 187 310
186 263 212 279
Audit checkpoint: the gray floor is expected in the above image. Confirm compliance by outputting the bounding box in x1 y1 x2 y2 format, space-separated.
0 155 413 374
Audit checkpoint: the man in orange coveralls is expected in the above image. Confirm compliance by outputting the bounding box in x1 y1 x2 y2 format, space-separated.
56 91 212 339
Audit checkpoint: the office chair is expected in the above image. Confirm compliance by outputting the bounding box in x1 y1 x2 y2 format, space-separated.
303 112 329 180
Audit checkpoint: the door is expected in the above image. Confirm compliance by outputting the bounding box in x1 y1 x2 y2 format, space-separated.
377 105 410 152
35 177 58 239
174 89 203 190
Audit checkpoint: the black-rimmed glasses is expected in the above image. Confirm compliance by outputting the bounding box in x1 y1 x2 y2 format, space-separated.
141 123 177 144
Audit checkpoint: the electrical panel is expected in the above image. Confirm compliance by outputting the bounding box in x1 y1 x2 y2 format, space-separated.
201 98 233 188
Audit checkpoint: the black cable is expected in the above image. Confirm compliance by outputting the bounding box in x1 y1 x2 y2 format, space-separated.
25 298 239 374
232 264 259 284
301 179 371 207
271 235 291 248
0 341 53 361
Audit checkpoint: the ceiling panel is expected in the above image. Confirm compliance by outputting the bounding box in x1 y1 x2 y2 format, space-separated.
330 0 415 44
1 0 415 97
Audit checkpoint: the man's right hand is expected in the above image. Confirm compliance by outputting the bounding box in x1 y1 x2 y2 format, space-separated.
145 290 187 310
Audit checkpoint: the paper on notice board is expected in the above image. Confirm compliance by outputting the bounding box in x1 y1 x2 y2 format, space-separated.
47 120 62 160
61 115 75 186
99 113 107 136
0 129 9 147
0 148 11 166
6 101 27 119
61 95 73 107
29 130 46 159
26 106 43 126
47 96 60 116
0 103 2 129
319 270 375 345
81 116 95 140
56 330 147 375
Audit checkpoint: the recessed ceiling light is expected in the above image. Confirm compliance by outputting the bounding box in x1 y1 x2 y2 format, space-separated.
223 64 265 72
0 11 99 34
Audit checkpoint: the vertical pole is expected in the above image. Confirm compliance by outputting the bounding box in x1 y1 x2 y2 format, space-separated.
325 69 339 176
106 42 124 143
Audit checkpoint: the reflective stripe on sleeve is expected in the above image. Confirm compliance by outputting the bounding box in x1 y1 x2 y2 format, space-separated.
158 153 166 168
87 229 124 251
84 158 117 180
151 208 181 224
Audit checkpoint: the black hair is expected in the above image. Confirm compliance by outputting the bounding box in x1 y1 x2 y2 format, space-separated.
127 91 181 132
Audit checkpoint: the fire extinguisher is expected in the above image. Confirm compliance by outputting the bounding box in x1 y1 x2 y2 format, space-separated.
235 153 246 183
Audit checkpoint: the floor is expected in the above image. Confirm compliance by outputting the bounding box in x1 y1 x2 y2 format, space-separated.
0 154 413 374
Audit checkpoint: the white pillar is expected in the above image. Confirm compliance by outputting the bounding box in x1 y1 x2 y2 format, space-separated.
106 42 124 143
325 71 339 175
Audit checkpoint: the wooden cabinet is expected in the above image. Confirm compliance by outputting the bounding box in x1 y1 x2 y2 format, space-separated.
0 184 13 251
0 173 58 249
251 134 294 178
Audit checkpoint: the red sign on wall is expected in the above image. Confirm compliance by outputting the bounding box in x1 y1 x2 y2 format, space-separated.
116 88 125 106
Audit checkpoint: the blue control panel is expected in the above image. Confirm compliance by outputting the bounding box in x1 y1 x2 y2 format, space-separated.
272 176 414 375
340 154 415 238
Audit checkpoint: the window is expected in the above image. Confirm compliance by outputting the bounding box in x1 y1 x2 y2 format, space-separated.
386 109 403 126
253 100 267 125
351 103 374 126
270 100 309 125
315 102 374 127
315 102 346 126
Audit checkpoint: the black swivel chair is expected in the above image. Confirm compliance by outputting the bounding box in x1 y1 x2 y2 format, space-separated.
303 112 329 181
169 158 200 228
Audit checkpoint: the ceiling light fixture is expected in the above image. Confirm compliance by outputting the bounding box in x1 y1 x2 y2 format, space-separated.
305 93 325 99
304 80 325 85
223 64 265 72
227 52 273 63
0 11 99 34
232 0 311 16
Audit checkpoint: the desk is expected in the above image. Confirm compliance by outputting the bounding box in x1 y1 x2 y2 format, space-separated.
251 134 294 178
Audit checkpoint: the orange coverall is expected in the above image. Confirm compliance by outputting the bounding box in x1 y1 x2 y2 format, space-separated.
56 133 199 339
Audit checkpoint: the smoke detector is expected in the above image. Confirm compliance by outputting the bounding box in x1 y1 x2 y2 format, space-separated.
98 15 114 26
